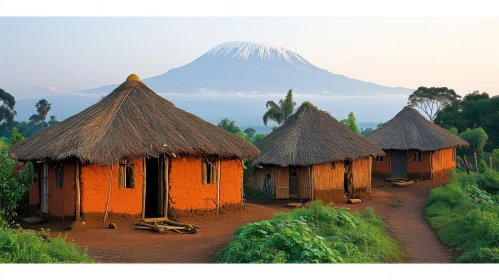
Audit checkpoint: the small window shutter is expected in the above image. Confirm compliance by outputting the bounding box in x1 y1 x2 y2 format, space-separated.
119 163 125 188
202 159 207 184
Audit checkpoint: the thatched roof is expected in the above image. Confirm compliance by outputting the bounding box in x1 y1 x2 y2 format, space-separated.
10 74 259 165
252 103 384 167
366 106 469 151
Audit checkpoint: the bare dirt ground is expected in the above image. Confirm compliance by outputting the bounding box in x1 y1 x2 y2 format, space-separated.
21 179 455 263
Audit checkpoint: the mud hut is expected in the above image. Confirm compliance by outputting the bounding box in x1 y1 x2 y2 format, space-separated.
248 103 384 201
10 74 259 222
366 106 469 180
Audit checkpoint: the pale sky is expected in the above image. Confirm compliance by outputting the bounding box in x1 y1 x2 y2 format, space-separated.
1 17 499 100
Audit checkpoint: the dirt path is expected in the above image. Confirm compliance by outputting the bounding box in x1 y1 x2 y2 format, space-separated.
23 179 455 263
344 179 456 263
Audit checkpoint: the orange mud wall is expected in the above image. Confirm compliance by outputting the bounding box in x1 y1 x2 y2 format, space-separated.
80 158 144 218
313 161 345 202
372 150 390 178
407 150 432 180
28 161 76 217
168 156 243 213
431 148 456 180
351 157 372 195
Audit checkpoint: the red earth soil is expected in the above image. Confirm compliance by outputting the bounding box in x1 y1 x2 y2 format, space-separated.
21 179 455 263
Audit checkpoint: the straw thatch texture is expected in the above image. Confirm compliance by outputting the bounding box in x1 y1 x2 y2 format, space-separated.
10 77 259 165
252 103 384 167
366 106 469 151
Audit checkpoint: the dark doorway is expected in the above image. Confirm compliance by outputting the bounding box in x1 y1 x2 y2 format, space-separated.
145 156 166 218
289 167 298 198
390 150 407 179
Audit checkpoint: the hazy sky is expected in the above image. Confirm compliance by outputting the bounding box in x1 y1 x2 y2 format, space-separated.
1 17 499 100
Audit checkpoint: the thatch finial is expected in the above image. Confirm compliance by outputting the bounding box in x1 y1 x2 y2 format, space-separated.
404 103 413 109
126 74 140 81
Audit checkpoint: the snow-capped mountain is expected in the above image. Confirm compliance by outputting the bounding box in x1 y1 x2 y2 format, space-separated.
82 41 412 95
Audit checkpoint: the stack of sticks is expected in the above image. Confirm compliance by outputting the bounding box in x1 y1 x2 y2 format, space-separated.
135 220 200 234
385 177 414 187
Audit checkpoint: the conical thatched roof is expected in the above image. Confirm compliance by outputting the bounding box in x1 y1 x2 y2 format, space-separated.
10 74 259 165
366 106 469 151
252 103 384 167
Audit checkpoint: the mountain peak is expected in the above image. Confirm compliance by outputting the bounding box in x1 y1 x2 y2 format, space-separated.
199 41 313 68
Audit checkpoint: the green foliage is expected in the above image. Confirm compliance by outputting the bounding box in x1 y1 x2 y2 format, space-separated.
408 86 460 121
459 128 488 160
0 144 36 222
253 133 267 144
448 127 458 136
361 128 374 136
0 226 94 263
0 88 16 134
341 112 360 134
492 149 499 171
243 188 274 202
263 89 296 126
243 127 256 142
47 116 59 126
8 128 24 148
434 91 499 151
218 202 403 263
236 131 246 139
217 118 241 134
425 170 499 263
35 99 51 122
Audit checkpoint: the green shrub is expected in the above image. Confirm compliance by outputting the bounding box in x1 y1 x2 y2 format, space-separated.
476 169 499 194
0 144 36 222
0 226 94 263
218 202 403 263
492 149 499 172
243 187 274 202
426 170 499 263
458 248 499 263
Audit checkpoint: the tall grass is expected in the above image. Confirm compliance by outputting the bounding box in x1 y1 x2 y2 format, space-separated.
217 201 404 263
0 225 94 263
425 170 499 263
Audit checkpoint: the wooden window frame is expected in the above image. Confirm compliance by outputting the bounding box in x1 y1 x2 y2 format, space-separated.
119 159 134 189
202 156 217 185
413 151 422 163
376 156 384 162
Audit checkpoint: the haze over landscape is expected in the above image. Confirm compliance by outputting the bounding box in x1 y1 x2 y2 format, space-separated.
2 17 498 126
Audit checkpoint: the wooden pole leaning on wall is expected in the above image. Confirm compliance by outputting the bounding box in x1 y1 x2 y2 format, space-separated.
217 156 221 214
461 155 470 175
75 161 81 222
142 157 146 221
164 156 169 218
103 164 113 223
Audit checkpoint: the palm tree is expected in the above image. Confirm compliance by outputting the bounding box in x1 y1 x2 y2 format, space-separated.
263 89 296 126
35 99 51 131
217 118 240 134
244 127 256 141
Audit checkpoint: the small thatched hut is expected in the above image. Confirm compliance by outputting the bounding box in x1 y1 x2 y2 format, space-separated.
366 106 469 180
248 103 384 201
10 74 259 222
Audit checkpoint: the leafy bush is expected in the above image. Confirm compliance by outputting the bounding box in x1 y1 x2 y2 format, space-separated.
458 127 488 161
0 226 94 263
0 144 36 222
243 187 274 202
426 170 499 263
492 149 499 172
218 202 403 263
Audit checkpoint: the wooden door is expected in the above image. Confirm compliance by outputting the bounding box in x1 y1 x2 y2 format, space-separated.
391 150 407 179
40 162 49 214
289 167 298 197
275 167 290 199
298 166 312 199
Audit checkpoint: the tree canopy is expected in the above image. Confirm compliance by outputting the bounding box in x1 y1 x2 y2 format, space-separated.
434 91 499 151
217 118 241 134
341 112 360 134
263 89 296 126
0 88 16 134
408 86 461 121
458 128 488 161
